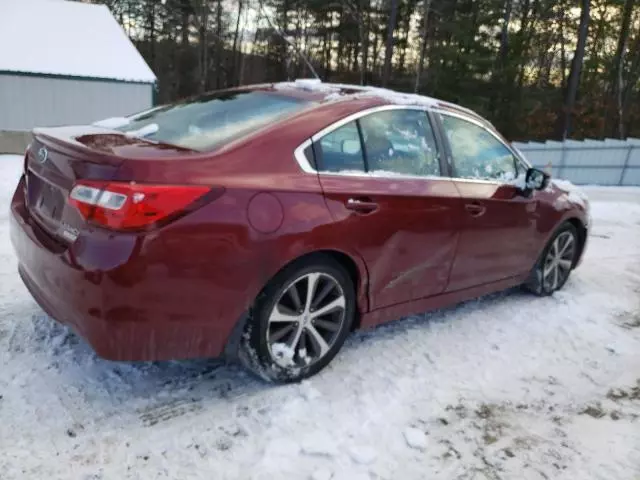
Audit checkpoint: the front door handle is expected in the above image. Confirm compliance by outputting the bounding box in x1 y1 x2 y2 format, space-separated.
465 202 486 217
346 197 379 214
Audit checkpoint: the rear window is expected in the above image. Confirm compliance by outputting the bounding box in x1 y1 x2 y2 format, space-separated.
116 90 310 151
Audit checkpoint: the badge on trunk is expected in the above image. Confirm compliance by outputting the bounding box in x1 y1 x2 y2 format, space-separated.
59 223 79 242
38 147 48 164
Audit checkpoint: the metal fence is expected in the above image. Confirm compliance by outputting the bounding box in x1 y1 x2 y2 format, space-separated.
512 138 640 186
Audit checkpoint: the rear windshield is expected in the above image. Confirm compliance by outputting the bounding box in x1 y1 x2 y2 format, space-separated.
116 90 310 151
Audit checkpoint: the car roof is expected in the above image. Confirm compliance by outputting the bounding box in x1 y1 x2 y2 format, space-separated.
174 80 492 130
266 79 491 126
168 81 499 155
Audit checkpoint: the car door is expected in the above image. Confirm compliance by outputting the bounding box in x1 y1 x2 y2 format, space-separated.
436 111 540 292
311 107 462 310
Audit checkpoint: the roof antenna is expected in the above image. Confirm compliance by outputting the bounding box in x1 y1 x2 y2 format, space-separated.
258 1 320 81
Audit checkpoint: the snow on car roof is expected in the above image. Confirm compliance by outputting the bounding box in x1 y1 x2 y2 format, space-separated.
274 79 482 118
274 79 438 105
0 0 157 84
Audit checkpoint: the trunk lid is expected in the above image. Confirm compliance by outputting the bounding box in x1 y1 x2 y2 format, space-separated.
25 126 192 243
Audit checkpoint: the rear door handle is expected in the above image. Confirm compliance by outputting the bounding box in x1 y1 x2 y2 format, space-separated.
346 197 379 214
464 202 486 217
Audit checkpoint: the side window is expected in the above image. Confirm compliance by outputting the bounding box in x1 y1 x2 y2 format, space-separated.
316 121 365 173
359 110 440 177
441 114 517 182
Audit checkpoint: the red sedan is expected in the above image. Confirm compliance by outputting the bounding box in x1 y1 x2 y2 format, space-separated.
10 81 589 381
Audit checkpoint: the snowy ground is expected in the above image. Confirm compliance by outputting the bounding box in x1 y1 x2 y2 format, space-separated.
1 153 639 480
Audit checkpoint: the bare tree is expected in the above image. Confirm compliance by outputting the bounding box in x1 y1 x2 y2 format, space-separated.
610 0 635 138
144 0 157 72
178 0 193 98
382 0 399 87
498 0 513 71
190 0 209 93
414 0 432 92
231 0 244 86
214 0 222 88
489 0 513 114
557 0 590 139
343 0 370 85
622 31 640 122
559 6 567 88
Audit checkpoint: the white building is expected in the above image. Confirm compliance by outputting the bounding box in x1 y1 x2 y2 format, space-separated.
0 0 157 131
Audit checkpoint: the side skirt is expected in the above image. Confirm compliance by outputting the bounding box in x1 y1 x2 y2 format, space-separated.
360 274 529 329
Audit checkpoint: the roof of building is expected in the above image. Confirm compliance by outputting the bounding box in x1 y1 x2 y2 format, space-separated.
0 0 157 84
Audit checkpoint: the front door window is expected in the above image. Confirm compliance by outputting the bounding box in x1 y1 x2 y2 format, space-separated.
440 114 518 182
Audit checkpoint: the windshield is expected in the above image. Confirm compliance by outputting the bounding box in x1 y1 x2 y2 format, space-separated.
116 90 310 151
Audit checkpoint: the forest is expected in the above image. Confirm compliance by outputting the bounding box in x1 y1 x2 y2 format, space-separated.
76 0 640 141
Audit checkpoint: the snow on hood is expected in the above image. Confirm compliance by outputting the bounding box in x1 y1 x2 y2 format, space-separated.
552 179 589 209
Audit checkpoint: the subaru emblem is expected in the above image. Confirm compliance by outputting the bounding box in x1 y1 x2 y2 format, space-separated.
38 146 48 164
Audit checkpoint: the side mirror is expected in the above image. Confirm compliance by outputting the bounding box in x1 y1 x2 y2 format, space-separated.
525 167 550 191
341 139 361 155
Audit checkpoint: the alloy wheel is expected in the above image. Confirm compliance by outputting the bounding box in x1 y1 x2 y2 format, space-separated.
267 272 346 368
542 231 576 292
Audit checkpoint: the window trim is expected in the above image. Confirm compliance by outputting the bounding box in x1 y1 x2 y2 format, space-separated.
435 109 532 185
294 138 316 173
355 120 370 172
295 104 444 180
427 109 455 177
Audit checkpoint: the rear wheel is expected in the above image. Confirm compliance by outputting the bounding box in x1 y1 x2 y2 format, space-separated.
240 256 356 382
526 223 579 296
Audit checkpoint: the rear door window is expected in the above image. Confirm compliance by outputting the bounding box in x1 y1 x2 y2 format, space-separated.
358 109 440 177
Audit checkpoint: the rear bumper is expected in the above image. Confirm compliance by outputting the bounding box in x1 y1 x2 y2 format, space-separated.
10 178 242 361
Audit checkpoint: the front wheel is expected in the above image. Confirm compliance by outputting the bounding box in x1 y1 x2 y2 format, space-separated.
526 223 579 296
240 256 356 382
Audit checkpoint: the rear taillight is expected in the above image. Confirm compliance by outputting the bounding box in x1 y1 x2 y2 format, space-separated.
69 180 217 230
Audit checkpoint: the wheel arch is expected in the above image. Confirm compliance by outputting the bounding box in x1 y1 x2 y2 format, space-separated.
564 217 588 267
273 249 368 330
224 247 369 359
524 217 585 296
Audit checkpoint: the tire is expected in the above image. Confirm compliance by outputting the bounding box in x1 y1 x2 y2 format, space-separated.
525 223 579 296
239 255 356 383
